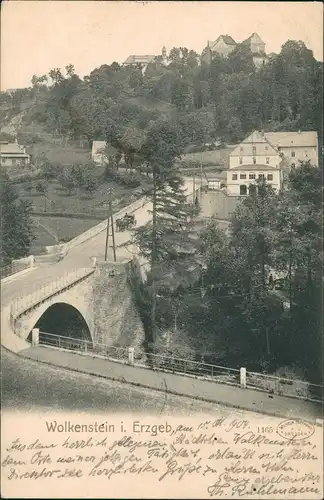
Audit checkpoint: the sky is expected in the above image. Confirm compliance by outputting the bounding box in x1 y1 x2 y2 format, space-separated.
1 1 323 90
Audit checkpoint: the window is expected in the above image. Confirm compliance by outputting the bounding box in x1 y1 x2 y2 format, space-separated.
267 174 273 181
304 150 308 157
291 151 295 157
258 174 265 180
253 157 256 164
278 147 281 152
249 173 256 179
240 173 246 179
265 146 268 151
291 163 296 169
232 174 237 180
266 157 269 164
240 146 244 152
239 157 243 164
252 146 256 154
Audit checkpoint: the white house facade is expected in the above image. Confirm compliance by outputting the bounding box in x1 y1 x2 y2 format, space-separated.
227 131 281 196
264 131 318 167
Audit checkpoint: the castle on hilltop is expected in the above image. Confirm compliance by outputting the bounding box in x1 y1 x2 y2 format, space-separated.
201 32 268 68
123 46 169 74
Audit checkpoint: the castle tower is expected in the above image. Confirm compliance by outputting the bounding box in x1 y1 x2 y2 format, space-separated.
162 46 167 59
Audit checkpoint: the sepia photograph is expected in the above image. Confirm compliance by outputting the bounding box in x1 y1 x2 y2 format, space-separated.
1 1 323 498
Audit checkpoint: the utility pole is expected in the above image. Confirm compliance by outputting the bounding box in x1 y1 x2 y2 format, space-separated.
192 160 196 205
104 188 116 262
151 170 157 346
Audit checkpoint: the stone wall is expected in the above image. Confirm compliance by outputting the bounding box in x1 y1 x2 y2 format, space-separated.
93 260 145 349
200 189 240 219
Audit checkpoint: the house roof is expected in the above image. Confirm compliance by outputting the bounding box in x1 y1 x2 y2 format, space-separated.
230 164 279 171
242 32 265 46
91 140 107 155
264 131 318 148
0 142 29 157
209 34 237 50
230 131 279 156
123 55 155 65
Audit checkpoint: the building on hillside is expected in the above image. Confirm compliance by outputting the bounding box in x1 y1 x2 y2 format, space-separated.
91 141 107 165
227 131 281 195
241 32 267 68
226 129 319 196
201 35 237 64
0 141 30 169
201 32 267 68
123 54 155 75
264 131 318 167
123 47 169 74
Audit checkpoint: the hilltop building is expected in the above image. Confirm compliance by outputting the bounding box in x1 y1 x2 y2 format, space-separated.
123 47 169 74
201 35 237 64
201 32 268 68
226 130 318 196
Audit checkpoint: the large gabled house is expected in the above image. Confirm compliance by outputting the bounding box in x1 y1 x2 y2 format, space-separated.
264 131 318 168
226 130 319 196
241 32 267 68
201 35 237 64
227 131 281 196
201 32 267 68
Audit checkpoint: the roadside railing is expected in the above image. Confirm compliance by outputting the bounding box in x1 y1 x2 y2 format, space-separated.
246 370 323 403
1 260 32 280
37 331 129 363
143 351 240 384
29 330 323 403
10 267 95 323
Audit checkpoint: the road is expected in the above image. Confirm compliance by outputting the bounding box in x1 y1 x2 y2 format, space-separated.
2 347 250 418
1 177 225 416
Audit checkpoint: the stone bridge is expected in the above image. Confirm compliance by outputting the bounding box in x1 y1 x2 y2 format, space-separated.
10 258 144 349
3 177 205 352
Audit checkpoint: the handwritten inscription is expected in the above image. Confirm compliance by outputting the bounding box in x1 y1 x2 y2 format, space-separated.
1 415 322 498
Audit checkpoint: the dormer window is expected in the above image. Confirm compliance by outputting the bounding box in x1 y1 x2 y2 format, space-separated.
240 146 244 152
253 157 256 164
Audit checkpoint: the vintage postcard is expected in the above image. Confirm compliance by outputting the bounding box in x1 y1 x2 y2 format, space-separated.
1 1 323 498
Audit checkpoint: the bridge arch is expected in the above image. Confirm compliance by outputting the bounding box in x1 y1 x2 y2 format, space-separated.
26 302 92 345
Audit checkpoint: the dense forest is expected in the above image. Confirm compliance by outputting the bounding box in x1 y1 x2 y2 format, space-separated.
1 39 323 160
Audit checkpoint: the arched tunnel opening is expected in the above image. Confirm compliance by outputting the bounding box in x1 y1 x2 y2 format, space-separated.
27 303 92 349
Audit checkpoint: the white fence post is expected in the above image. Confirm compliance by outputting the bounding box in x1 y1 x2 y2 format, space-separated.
128 347 134 366
240 367 246 388
29 255 35 267
32 328 39 346
92 257 97 268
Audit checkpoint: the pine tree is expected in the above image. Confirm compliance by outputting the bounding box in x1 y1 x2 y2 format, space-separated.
132 119 199 345
0 171 35 266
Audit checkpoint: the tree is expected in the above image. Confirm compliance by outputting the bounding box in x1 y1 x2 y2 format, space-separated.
82 170 97 195
131 119 197 346
0 172 35 265
35 181 48 195
59 171 76 195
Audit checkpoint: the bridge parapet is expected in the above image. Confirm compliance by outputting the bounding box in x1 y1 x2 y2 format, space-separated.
10 266 95 329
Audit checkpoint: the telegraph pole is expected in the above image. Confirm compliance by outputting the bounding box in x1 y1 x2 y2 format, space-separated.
104 188 117 262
